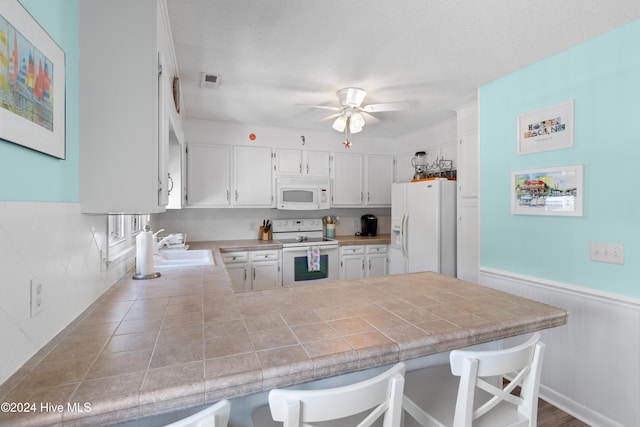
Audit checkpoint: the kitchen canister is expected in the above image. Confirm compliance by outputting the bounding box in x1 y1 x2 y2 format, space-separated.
326 223 336 238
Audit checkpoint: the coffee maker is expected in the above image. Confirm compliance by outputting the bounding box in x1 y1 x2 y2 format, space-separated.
360 214 378 237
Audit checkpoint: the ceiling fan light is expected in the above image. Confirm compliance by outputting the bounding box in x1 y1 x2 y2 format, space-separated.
332 115 347 132
350 112 365 129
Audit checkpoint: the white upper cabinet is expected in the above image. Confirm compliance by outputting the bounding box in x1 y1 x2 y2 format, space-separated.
365 154 394 206
331 152 364 206
186 145 274 208
331 153 393 207
166 140 186 209
395 152 414 183
274 149 330 177
80 0 176 213
274 149 302 175
233 146 274 207
305 150 331 176
186 144 231 207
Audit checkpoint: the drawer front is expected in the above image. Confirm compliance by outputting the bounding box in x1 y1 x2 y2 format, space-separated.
340 245 364 255
365 244 388 254
251 250 280 261
222 251 249 263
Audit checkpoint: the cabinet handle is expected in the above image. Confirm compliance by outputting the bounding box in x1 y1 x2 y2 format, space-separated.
226 190 230 201
360 192 363 202
362 260 364 270
367 192 370 202
299 163 302 174
244 269 247 281
167 173 174 196
235 190 238 201
306 164 309 174
369 259 371 270
253 268 256 280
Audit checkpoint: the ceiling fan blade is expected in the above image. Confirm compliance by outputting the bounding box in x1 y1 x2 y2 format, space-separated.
321 112 341 121
295 103 342 112
361 101 410 113
361 111 380 124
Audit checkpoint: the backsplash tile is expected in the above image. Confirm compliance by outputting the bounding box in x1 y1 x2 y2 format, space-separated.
0 201 133 385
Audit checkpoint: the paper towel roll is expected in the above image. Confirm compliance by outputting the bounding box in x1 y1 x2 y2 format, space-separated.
136 231 154 276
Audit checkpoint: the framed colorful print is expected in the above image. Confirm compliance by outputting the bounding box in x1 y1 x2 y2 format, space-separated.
0 0 66 159
511 164 584 216
517 100 573 155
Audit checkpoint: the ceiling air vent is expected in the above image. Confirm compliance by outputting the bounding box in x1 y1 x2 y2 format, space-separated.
201 72 222 88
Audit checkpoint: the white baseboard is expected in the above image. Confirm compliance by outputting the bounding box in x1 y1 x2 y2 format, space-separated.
479 267 640 427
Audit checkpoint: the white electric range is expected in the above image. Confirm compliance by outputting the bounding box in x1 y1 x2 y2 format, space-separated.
272 218 339 286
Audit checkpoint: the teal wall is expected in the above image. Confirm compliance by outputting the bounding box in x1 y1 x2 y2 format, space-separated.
0 0 79 202
480 20 640 298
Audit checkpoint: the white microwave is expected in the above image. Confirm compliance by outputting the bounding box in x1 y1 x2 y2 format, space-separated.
276 177 330 210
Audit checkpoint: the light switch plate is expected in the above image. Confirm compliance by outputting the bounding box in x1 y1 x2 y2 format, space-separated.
590 242 624 265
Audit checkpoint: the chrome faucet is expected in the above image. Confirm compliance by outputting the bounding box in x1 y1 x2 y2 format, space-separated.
152 229 169 253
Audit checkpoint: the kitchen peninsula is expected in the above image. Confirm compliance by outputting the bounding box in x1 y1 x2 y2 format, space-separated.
0 243 567 426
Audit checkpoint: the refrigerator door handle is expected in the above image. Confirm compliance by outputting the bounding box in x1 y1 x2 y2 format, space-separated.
401 212 408 258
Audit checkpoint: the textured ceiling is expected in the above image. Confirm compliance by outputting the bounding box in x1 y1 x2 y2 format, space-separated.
167 0 640 138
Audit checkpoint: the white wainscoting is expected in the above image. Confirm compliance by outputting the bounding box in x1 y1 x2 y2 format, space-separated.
480 268 640 427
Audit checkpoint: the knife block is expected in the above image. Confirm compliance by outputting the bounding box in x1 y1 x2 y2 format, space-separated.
259 226 271 240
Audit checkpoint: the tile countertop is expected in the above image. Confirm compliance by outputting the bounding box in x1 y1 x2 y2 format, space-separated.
0 242 566 427
211 234 392 252
331 234 391 245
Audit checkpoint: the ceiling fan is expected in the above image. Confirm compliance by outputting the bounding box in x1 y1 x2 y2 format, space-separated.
301 87 410 135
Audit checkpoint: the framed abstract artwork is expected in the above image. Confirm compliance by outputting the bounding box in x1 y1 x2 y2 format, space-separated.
511 164 584 216
0 0 66 159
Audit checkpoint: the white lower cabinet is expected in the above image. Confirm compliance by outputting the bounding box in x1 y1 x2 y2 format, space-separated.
221 251 250 291
340 244 389 280
340 245 365 280
222 250 281 291
365 244 388 277
250 250 282 290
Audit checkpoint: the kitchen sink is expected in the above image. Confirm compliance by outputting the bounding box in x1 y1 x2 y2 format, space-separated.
153 249 215 268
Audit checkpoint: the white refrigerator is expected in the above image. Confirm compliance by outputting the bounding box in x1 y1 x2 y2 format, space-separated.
389 179 456 276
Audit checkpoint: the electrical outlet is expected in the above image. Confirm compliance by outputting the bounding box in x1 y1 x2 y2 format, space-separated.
590 242 624 265
30 278 44 318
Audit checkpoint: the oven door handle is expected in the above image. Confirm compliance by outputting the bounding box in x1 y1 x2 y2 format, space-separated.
282 246 338 253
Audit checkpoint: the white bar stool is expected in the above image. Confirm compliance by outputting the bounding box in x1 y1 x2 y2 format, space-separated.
164 399 231 427
403 333 545 427
252 362 406 426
